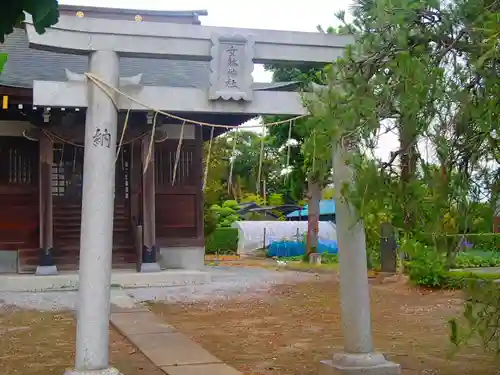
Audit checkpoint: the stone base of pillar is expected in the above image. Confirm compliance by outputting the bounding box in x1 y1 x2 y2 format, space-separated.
140 245 161 273
35 265 58 276
63 367 123 375
140 262 161 273
158 246 205 270
36 248 58 275
318 353 400 375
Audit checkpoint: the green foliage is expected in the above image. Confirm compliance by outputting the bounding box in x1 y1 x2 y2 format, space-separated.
205 228 239 254
454 251 500 269
268 193 284 206
442 271 500 290
278 252 339 264
449 278 500 357
0 54 7 73
203 202 217 238
202 130 288 204
404 239 500 289
296 0 500 276
240 193 264 205
209 200 241 228
404 240 448 288
0 0 59 43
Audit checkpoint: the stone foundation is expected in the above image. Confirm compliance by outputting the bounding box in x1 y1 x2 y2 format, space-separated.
318 353 400 375
158 246 205 270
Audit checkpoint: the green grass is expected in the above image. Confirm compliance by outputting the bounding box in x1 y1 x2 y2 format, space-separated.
284 261 339 271
273 253 340 272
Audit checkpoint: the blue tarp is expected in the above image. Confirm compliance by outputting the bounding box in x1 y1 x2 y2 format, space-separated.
286 200 336 218
267 239 338 257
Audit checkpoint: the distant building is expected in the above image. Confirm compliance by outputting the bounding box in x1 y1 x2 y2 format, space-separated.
286 200 336 222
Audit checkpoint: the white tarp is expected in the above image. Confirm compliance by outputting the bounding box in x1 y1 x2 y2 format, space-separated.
232 221 337 256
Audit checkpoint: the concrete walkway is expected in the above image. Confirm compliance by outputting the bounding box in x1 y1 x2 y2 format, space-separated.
0 269 210 292
110 299 241 375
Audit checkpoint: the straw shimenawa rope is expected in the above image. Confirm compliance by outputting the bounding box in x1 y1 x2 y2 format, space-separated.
202 126 215 191
84 72 307 129
228 130 238 194
82 72 308 177
285 118 294 183
256 122 265 195
172 120 186 185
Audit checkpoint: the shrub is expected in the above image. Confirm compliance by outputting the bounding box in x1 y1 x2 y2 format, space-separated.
204 204 217 237
453 251 500 269
320 253 339 264
205 227 238 254
210 200 241 228
404 240 447 288
442 271 500 289
449 277 500 357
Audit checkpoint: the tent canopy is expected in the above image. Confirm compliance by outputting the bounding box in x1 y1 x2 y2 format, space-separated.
286 200 336 218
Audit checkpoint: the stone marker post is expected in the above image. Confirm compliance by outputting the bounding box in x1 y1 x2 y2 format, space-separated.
380 222 397 273
318 139 400 375
65 50 122 375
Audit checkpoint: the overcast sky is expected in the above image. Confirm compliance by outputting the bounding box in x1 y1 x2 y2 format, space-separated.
58 0 398 159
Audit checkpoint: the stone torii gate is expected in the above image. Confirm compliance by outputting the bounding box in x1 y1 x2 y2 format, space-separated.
25 14 400 375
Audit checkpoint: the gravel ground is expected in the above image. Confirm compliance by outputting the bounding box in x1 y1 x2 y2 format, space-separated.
0 267 315 311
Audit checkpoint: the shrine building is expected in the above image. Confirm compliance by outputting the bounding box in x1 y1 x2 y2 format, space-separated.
0 5 300 273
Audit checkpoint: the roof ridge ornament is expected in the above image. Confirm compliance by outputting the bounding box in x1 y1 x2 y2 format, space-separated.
65 69 143 86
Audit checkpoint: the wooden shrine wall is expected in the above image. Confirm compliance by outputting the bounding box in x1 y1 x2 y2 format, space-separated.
154 136 203 246
0 137 39 270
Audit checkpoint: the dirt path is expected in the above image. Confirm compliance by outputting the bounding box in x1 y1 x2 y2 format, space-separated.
151 276 500 375
0 307 163 375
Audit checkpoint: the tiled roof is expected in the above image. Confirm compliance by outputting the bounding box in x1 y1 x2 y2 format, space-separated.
0 28 211 89
0 29 299 93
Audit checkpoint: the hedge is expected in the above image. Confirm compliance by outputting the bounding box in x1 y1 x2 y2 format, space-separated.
442 271 500 289
205 227 239 254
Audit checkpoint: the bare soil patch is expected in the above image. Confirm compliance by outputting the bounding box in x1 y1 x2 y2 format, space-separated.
151 276 500 375
0 307 163 375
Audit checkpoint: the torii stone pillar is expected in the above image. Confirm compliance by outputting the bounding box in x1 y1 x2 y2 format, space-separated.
65 50 122 375
318 140 400 375
25 13 400 375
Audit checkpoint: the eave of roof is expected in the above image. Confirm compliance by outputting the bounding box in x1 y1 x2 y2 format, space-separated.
58 4 208 18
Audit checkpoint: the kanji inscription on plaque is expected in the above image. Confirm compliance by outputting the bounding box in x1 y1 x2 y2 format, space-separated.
92 128 111 148
209 34 254 101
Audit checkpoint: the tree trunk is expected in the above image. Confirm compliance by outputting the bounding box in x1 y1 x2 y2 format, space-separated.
492 179 500 236
306 176 321 255
399 123 418 232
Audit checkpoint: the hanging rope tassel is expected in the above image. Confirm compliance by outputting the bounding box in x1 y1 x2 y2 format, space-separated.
172 121 186 186
256 123 265 195
115 108 131 163
228 130 238 194
72 146 77 172
285 119 294 183
143 112 159 174
59 142 65 166
203 126 215 191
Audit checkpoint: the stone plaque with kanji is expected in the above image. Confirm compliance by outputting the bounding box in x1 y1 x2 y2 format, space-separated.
209 34 254 101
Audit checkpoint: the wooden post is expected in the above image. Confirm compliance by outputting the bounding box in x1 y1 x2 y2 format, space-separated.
135 225 143 272
36 131 57 275
263 227 267 249
140 134 160 272
129 140 142 227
